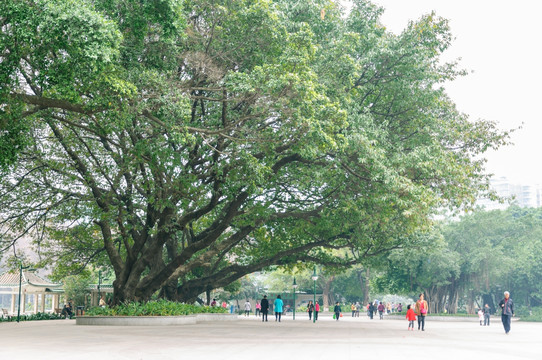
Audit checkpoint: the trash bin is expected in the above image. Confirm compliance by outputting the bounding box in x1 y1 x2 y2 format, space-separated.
76 306 85 316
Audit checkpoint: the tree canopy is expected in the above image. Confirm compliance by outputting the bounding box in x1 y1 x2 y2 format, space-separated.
0 0 508 303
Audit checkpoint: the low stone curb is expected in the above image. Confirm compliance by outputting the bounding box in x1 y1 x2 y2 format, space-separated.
76 313 238 326
384 315 519 322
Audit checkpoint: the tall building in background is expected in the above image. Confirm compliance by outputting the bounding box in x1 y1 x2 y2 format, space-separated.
478 177 542 210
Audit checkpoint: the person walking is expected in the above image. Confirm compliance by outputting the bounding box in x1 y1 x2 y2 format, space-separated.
483 304 491 326
415 293 428 331
367 303 374 319
406 304 416 330
499 291 515 334
255 301 261 316
386 302 392 315
261 295 269 322
314 301 320 321
478 308 484 326
274 295 284 322
355 302 361 317
244 300 251 316
334 302 342 321
397 303 403 313
307 301 314 320
377 302 385 319
351 303 356 317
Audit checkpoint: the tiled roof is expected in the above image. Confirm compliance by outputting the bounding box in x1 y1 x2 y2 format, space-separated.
0 271 20 286
0 270 61 287
88 284 114 289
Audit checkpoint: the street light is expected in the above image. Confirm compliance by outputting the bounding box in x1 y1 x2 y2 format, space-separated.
98 270 106 299
292 277 298 320
311 266 318 323
17 263 35 323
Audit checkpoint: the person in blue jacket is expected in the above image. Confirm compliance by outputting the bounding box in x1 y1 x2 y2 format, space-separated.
274 295 284 322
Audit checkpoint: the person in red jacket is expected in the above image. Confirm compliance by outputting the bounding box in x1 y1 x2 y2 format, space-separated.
406 304 416 331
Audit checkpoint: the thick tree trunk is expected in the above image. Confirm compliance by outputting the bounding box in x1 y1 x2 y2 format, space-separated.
447 283 459 314
361 268 370 305
466 290 476 314
481 293 495 314
112 279 138 305
322 277 334 311
158 279 179 301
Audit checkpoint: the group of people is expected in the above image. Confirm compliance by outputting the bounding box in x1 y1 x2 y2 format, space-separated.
404 293 429 331
403 292 514 334
477 304 492 326
350 302 362 317
210 299 229 309
366 301 403 320
306 300 320 320
223 290 515 335
241 295 287 322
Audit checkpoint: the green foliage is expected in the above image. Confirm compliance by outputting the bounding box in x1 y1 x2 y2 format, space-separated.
62 275 91 307
85 299 227 316
516 307 542 322
0 312 64 322
0 0 509 304
376 206 542 313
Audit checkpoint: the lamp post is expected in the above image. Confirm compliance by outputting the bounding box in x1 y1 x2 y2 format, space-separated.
17 263 34 323
98 270 102 299
311 266 318 323
292 277 298 320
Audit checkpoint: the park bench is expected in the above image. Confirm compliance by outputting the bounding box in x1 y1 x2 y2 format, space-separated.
54 307 68 318
55 307 76 319
1 308 11 320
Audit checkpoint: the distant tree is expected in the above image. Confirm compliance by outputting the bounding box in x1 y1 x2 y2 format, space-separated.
62 275 91 308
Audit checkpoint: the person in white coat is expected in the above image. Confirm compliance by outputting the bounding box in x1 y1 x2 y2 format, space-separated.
244 300 251 316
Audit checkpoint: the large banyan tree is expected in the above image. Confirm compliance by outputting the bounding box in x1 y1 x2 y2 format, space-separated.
0 0 508 303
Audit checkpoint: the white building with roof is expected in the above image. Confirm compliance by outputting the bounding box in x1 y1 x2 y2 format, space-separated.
0 269 63 316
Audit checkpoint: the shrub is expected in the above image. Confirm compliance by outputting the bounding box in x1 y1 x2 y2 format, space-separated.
84 299 228 317
515 307 542 322
0 312 64 322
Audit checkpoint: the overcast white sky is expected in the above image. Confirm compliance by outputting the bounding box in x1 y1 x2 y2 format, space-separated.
354 0 542 185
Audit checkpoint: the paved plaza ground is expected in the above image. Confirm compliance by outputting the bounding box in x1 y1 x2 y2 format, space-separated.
1 314 540 359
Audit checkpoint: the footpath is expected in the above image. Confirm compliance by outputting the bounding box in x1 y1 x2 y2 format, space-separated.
0 313 540 360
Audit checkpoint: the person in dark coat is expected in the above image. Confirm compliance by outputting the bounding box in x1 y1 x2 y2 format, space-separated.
483 304 491 326
367 303 374 319
260 295 269 322
498 291 514 334
333 302 342 321
307 300 314 320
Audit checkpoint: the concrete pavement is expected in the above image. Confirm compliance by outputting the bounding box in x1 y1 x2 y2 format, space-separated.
1 314 540 359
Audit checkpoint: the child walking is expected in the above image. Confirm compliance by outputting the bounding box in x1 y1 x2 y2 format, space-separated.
478 308 484 326
406 304 416 330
